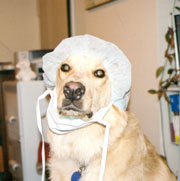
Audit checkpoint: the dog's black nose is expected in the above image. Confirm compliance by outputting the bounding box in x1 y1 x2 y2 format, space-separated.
63 81 85 101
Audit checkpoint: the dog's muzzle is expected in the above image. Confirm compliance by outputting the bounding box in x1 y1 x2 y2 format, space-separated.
63 81 85 101
60 81 93 118
60 81 88 115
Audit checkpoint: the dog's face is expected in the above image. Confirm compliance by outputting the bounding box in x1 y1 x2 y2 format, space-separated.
56 55 111 120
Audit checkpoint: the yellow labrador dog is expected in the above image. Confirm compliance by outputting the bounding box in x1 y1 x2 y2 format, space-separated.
47 55 176 181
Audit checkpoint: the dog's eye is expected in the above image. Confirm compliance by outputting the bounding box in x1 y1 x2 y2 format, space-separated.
94 69 105 78
61 64 71 72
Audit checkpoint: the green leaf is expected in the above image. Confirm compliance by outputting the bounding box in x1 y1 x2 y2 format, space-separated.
167 68 174 75
175 7 180 11
165 31 170 43
166 54 173 63
148 89 157 94
156 66 164 78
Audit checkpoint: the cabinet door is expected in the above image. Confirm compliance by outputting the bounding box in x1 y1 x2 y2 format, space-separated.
17 81 46 181
3 81 48 181
3 81 23 181
38 0 68 49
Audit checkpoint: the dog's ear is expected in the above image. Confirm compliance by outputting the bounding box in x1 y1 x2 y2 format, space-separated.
56 66 61 91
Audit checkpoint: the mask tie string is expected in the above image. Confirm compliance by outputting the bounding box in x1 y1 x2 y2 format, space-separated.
98 121 110 181
36 89 52 181
37 89 112 181
96 102 112 181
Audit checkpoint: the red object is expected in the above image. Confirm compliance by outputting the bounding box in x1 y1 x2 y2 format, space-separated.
37 141 50 164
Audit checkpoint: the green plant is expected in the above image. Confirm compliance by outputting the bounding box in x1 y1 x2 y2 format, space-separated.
148 6 180 102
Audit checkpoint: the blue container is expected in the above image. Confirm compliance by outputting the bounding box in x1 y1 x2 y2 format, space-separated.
169 94 180 114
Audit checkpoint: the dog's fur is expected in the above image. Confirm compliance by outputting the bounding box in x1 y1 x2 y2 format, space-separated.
47 55 176 180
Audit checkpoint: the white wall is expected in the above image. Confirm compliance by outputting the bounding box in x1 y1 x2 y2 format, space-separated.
72 0 175 154
156 0 176 65
0 0 41 63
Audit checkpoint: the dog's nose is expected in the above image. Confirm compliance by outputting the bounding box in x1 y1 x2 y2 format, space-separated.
63 81 85 101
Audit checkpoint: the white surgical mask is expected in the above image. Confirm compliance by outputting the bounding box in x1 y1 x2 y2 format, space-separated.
36 88 111 181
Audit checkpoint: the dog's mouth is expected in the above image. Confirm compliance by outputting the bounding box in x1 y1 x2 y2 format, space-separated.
59 99 93 119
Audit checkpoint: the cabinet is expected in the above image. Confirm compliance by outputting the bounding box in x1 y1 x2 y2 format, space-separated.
3 81 47 181
160 89 179 176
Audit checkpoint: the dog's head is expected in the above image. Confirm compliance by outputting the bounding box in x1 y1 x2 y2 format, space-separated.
43 35 131 118
56 55 111 120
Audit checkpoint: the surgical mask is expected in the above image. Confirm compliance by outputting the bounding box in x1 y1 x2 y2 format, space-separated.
36 88 111 181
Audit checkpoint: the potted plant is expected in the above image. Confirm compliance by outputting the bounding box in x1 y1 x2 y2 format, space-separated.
148 6 180 102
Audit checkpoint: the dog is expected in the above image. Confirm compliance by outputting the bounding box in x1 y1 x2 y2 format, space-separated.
46 54 176 181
